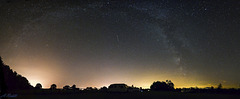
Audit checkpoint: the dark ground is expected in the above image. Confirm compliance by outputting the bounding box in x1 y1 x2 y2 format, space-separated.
11 91 240 99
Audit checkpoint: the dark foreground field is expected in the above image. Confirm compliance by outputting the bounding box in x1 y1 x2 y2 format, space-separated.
12 91 240 99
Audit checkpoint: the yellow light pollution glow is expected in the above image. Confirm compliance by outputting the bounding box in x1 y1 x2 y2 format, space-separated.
3 56 237 89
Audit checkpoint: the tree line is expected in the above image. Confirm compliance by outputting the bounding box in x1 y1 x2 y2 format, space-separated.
1 56 240 95
0 56 175 94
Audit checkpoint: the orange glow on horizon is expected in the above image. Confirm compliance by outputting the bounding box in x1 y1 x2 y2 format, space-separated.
3 57 238 89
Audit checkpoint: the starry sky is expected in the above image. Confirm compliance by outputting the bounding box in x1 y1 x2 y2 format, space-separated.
0 0 240 88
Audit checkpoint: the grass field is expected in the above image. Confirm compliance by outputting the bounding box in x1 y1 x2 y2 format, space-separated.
12 91 240 99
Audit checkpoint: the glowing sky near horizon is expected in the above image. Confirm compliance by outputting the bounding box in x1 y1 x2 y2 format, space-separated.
0 0 240 89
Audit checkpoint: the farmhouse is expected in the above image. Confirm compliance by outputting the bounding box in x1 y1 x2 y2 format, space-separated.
108 83 128 92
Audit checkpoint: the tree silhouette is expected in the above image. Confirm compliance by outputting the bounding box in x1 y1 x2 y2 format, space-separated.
217 83 222 89
0 56 7 95
85 87 93 91
50 84 57 90
166 80 174 89
150 80 175 91
99 86 107 92
84 87 98 92
0 56 32 93
63 85 70 90
35 83 42 89
71 85 76 89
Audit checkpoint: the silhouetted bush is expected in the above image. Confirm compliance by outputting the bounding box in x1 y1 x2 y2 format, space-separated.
84 87 98 92
71 85 76 89
128 85 140 92
35 83 42 89
99 86 107 92
63 85 70 90
50 84 57 90
70 84 79 90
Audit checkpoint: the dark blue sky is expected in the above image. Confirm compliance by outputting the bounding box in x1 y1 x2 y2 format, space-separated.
0 0 240 88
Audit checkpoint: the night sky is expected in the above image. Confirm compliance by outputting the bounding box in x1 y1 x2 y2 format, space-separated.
0 0 240 88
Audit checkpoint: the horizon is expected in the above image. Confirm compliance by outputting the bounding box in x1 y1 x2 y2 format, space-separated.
1 60 238 89
1 0 240 90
